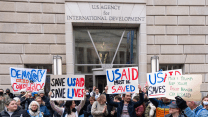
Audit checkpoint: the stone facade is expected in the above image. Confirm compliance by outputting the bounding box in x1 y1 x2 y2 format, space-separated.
0 0 65 91
0 0 207 96
146 0 208 97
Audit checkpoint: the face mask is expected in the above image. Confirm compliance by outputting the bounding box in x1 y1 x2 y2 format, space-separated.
203 101 208 106
0 92 3 95
86 93 89 95
6 91 10 93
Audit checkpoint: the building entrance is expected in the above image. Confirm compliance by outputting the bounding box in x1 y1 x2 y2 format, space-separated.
96 75 107 94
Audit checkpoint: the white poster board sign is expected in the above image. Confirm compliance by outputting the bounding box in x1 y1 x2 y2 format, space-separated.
166 75 202 101
10 67 47 92
50 75 85 100
106 67 139 94
147 69 182 98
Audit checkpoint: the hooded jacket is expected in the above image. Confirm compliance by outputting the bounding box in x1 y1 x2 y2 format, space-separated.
0 106 30 117
39 104 50 117
106 93 144 117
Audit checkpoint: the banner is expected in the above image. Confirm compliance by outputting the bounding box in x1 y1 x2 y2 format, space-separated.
50 75 85 100
147 69 182 98
106 67 139 94
10 67 47 92
166 75 202 101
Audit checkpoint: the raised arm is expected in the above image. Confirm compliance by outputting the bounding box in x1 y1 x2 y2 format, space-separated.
104 86 119 107
76 96 86 114
50 100 64 115
134 85 144 108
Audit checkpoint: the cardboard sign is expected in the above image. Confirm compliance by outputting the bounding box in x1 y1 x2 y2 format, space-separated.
50 75 85 100
147 69 182 98
106 67 139 94
166 75 202 101
10 67 47 92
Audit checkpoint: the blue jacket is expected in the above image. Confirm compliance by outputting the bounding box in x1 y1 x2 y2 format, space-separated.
106 93 144 117
40 105 50 117
184 105 208 117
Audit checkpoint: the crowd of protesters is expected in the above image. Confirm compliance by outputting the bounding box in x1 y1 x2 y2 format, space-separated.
0 84 208 117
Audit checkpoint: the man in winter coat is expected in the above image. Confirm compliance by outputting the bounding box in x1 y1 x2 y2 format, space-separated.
36 96 50 117
0 99 30 117
20 91 34 110
105 85 144 117
0 89 10 112
5 89 15 99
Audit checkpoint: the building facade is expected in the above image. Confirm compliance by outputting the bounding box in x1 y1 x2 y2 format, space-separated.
0 0 208 96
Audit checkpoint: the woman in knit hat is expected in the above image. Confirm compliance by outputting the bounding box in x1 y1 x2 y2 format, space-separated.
27 101 43 117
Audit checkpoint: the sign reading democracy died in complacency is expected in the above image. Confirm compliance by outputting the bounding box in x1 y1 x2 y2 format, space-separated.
10 67 47 92
147 69 182 98
50 75 85 100
106 67 139 94
166 75 202 101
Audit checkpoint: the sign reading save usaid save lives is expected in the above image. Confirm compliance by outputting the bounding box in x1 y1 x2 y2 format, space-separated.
106 67 139 94
10 67 47 92
147 69 182 98
50 75 85 100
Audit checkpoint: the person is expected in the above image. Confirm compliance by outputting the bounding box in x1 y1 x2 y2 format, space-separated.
105 84 144 117
21 91 34 110
90 87 100 100
176 96 208 117
149 96 172 116
27 101 43 117
144 102 156 117
35 96 50 117
0 89 10 112
164 101 186 117
85 96 96 117
54 100 64 117
5 88 15 99
48 91 86 117
0 99 30 117
111 95 122 117
13 97 22 108
91 94 108 117
38 89 53 117
18 89 26 98
187 101 200 110
133 96 145 117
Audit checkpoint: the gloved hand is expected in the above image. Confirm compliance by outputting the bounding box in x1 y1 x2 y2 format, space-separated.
175 96 188 110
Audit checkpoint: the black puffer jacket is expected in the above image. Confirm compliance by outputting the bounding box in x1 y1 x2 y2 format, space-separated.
0 106 30 117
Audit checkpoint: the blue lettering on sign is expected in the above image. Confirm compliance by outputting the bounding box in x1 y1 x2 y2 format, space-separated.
67 88 74 99
107 70 115 82
149 74 156 85
115 69 121 80
67 78 76 86
10 68 46 83
126 85 135 92
157 72 164 83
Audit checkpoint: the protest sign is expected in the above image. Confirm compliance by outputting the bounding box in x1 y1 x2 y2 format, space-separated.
106 67 139 94
147 69 182 98
50 75 85 100
10 67 47 92
165 75 202 101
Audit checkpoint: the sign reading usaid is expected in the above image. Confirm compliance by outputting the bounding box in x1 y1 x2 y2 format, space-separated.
65 2 146 24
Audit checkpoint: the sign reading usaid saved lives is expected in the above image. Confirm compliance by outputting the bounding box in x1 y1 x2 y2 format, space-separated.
106 67 139 94
50 75 85 100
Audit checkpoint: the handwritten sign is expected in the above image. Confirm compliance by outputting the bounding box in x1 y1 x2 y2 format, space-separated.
10 67 47 92
166 75 202 101
106 67 139 94
147 69 182 98
50 75 85 100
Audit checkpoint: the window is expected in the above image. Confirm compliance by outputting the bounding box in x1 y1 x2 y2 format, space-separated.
159 64 183 71
74 27 138 74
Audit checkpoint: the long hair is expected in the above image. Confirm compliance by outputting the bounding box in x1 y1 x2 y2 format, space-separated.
97 94 106 104
65 101 76 114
